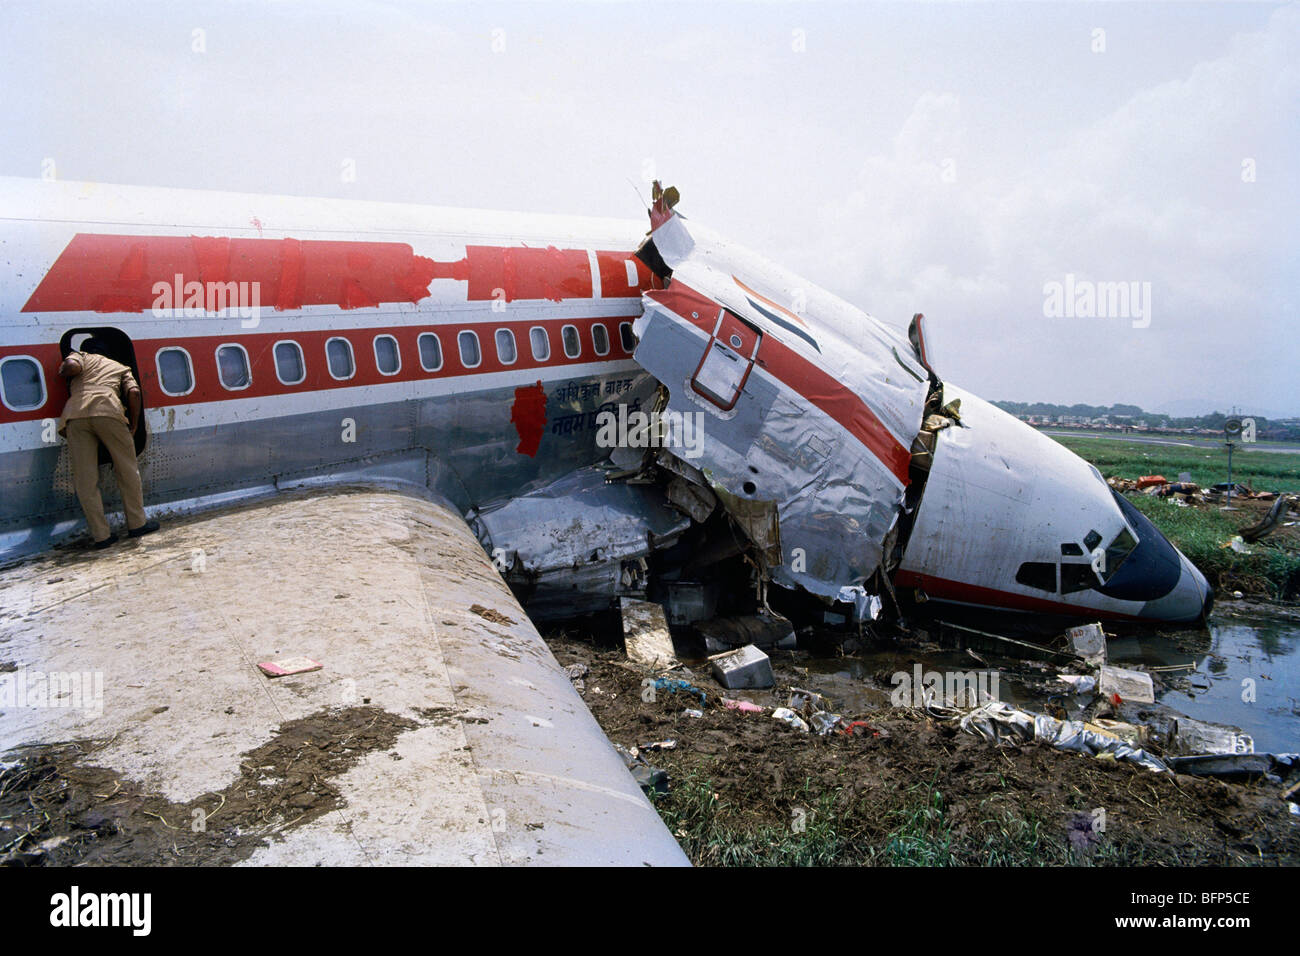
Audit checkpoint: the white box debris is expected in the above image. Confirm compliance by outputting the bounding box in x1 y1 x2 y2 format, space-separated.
1065 622 1107 663
708 644 774 690
1098 664 1155 704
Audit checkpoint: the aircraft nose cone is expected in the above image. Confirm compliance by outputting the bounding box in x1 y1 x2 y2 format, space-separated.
1141 550 1212 623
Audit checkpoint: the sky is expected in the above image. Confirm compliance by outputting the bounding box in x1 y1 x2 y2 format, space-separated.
1 0 1295 416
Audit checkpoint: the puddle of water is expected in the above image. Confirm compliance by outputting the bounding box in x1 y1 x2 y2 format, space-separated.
792 611 1299 753
799 645 1055 713
1110 614 1300 754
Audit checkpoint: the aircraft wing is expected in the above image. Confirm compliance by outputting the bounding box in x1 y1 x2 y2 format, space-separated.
0 484 687 866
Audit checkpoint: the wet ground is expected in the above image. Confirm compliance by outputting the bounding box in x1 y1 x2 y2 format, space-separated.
543 601 1300 865
796 603 1300 754
1113 604 1300 754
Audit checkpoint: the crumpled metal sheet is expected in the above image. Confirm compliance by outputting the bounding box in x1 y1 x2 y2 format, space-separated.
471 465 690 575
468 465 691 618
959 701 1168 773
631 213 928 601
836 584 883 622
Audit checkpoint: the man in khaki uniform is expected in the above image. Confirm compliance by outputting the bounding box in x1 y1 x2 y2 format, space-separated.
58 339 160 549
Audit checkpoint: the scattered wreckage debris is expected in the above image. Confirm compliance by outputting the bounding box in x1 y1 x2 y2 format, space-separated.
1065 622 1107 663
614 743 669 795
1097 664 1156 705
696 612 796 654
708 644 774 690
586 604 1300 832
621 597 678 670
257 656 324 678
1240 494 1299 543
955 699 1169 773
1167 753 1292 780
548 632 1300 864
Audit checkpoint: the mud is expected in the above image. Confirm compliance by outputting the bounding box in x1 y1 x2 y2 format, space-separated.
548 633 1300 865
469 604 517 626
0 705 417 866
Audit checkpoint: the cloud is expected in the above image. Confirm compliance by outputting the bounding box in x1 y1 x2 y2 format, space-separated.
806 6 1298 410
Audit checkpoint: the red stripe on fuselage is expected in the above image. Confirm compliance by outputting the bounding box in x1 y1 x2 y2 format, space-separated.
894 570 1146 622
646 283 912 485
21 235 654 315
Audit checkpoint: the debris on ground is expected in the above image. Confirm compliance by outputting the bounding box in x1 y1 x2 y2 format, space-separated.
613 743 669 795
1057 673 1097 695
621 598 678 670
770 707 810 732
563 662 588 693
697 613 796 653
957 700 1169 772
1097 664 1156 704
1240 494 1298 543
1065 622 1107 663
1167 753 1289 779
650 677 709 708
548 631 1300 865
256 657 323 678
708 643 774 690
1168 715 1253 757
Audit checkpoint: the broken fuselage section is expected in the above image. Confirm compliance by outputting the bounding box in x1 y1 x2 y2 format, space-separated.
473 190 1212 632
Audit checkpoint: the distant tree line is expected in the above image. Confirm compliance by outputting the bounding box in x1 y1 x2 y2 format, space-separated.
992 401 1300 442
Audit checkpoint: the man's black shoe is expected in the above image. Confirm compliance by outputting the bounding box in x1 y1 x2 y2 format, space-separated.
92 534 118 550
127 519 160 538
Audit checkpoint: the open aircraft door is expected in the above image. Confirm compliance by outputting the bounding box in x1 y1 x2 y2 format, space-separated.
690 309 761 412
58 326 148 459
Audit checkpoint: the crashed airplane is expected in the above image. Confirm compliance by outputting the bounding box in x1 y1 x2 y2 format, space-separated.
0 177 1211 864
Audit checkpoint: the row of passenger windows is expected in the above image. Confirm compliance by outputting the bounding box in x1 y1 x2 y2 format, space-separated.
0 323 637 410
153 322 636 397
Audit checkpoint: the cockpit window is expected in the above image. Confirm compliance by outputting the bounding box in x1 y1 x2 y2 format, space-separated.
1060 563 1098 594
1015 561 1056 593
1083 530 1102 552
1060 543 1084 556
1099 527 1138 582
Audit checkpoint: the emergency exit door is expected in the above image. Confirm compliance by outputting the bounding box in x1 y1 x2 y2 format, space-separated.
690 309 761 411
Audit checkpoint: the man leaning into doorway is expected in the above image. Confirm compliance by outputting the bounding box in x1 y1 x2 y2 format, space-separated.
58 338 160 549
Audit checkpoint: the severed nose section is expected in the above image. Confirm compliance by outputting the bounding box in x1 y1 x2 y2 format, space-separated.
1139 551 1214 623
1102 489 1212 622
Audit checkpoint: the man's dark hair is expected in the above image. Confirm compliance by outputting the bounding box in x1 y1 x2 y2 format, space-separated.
79 337 110 356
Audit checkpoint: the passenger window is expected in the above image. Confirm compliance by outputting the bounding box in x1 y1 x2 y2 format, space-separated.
591 323 610 356
216 344 250 390
274 341 305 385
0 356 46 411
1015 561 1057 593
496 329 517 365
374 335 400 375
1060 563 1098 594
458 330 481 368
562 325 581 359
326 338 355 380
527 327 548 361
619 322 635 352
529 327 550 362
418 332 442 372
157 348 194 396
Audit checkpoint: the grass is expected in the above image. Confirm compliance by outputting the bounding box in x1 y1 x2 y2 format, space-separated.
1053 434 1300 493
1049 434 1300 599
1127 495 1300 599
649 771 1162 866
